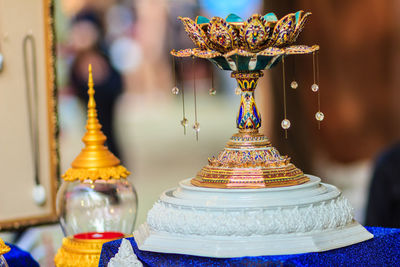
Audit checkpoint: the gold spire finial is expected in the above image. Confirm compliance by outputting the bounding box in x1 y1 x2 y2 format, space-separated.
62 64 130 181
88 64 95 109
0 238 10 255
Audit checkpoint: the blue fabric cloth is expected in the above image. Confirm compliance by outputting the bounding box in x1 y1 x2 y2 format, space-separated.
3 243 39 267
99 227 400 266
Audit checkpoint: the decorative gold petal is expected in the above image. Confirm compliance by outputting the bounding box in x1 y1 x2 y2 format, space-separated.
206 17 238 53
269 13 296 47
257 47 285 56
240 14 270 52
170 48 195 57
193 49 223 58
284 45 319 55
292 12 312 43
178 17 209 50
225 48 256 57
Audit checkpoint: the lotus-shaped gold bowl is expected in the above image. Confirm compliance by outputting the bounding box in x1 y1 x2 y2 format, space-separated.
172 11 318 71
181 11 310 52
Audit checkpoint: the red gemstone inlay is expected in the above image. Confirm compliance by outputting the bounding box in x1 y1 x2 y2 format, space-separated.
73 231 124 240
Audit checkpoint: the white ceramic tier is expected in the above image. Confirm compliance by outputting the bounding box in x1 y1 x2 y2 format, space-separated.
134 175 373 257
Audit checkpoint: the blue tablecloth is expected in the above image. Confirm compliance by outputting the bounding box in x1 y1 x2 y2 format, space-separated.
99 227 400 266
4 243 39 267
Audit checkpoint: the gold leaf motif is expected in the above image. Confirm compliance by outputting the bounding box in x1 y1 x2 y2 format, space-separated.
206 17 238 52
292 12 312 43
240 14 270 52
178 17 209 50
269 13 296 47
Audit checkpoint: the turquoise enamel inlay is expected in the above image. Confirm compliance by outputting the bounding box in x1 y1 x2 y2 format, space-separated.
264 12 278 22
226 13 243 23
195 16 209 24
295 11 302 23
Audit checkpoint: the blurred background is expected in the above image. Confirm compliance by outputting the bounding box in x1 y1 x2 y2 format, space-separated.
2 0 400 265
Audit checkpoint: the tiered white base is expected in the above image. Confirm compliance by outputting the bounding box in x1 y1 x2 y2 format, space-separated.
134 176 373 257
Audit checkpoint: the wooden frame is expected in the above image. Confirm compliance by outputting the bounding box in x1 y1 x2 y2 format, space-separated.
0 0 58 230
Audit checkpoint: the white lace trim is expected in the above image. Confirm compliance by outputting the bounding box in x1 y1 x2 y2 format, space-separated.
108 238 142 267
147 196 354 236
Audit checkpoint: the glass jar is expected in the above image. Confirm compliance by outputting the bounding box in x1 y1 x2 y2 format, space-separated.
56 178 137 237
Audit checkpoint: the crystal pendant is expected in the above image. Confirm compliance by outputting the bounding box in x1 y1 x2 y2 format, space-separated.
315 111 324 121
0 53 3 72
281 119 291 129
209 88 216 95
311 84 319 92
235 87 241 95
171 86 179 95
181 118 188 127
193 122 200 132
290 81 298 89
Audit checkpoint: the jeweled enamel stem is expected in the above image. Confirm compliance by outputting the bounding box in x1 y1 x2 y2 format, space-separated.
232 71 263 131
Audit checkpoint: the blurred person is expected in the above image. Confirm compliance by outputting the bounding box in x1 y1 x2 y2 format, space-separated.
366 143 400 227
68 10 123 158
123 0 171 99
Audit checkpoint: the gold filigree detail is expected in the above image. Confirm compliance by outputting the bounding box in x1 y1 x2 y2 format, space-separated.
54 237 118 267
284 45 320 55
0 239 10 255
62 165 130 182
269 13 296 47
206 17 238 52
192 128 310 189
190 70 309 188
170 45 319 59
240 14 269 52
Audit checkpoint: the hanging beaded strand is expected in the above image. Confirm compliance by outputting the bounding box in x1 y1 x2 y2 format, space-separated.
313 51 324 128
209 65 216 95
311 52 319 93
281 56 290 138
171 55 179 95
290 56 298 89
180 59 188 134
192 57 200 140
172 55 188 134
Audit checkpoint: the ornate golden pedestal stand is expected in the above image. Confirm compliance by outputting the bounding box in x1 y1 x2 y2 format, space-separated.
173 12 319 189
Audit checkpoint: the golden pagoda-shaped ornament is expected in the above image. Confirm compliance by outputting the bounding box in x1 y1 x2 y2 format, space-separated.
55 65 138 267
